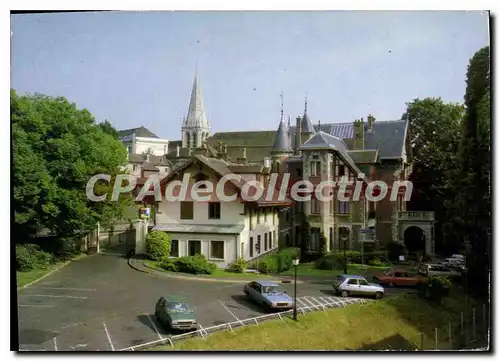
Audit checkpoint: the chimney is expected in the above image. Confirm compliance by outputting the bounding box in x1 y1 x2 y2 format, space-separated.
353 118 365 150
295 116 302 155
176 145 180 157
146 153 151 162
263 157 271 169
164 143 169 155
367 114 375 133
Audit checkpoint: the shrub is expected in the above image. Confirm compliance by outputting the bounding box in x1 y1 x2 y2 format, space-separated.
160 258 178 272
386 242 406 262
16 244 54 272
368 258 384 267
258 254 278 274
228 258 247 273
174 254 217 275
145 231 171 261
418 276 451 303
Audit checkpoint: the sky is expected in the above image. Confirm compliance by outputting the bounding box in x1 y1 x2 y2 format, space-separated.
11 10 489 140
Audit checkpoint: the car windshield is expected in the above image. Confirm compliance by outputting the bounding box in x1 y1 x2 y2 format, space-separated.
262 285 283 294
166 301 192 313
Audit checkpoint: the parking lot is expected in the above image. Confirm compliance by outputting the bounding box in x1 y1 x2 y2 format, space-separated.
16 253 376 351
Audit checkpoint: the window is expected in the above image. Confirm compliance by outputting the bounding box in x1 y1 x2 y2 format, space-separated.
250 237 254 257
256 235 261 254
188 240 201 256
208 202 221 219
257 209 261 223
127 145 133 154
297 168 302 177
269 232 273 248
338 164 346 177
210 241 224 260
285 211 289 222
241 243 244 258
339 201 349 214
180 201 194 220
358 279 369 286
310 161 321 176
329 227 333 251
311 198 321 214
330 199 334 214
285 234 290 246
170 239 179 257
347 279 358 285
264 233 268 251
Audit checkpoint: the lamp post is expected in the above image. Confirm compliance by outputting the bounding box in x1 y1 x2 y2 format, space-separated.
343 238 348 274
292 258 299 321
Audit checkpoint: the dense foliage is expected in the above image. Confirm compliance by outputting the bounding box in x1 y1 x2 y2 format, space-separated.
403 46 491 297
16 244 54 272
417 276 452 303
315 251 390 270
145 231 172 261
12 90 132 243
161 254 217 275
255 247 301 274
227 257 247 273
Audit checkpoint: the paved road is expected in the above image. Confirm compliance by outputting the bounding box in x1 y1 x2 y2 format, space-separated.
16 253 414 351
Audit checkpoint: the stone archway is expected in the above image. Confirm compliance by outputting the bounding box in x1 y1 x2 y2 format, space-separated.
404 226 426 254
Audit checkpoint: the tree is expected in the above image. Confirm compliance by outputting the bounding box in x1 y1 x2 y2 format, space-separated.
145 231 172 261
97 120 120 139
456 46 491 297
12 90 133 241
404 98 464 253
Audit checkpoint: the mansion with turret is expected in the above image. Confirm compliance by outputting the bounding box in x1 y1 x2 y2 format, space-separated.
119 71 436 263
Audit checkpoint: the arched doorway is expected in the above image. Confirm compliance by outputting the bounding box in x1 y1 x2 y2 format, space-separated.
404 226 426 254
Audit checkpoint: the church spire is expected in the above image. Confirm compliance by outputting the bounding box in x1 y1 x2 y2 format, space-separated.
182 70 211 149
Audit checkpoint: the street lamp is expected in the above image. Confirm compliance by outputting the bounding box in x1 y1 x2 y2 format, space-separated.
292 258 300 321
343 238 348 274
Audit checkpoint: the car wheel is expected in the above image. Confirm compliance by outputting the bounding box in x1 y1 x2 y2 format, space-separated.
341 290 349 298
374 292 383 300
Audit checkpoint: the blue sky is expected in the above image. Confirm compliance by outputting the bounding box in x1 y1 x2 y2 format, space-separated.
11 11 489 140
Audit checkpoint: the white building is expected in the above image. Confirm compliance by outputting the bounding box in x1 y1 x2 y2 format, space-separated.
149 154 292 268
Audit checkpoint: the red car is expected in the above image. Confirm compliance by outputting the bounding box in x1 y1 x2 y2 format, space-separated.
373 268 423 287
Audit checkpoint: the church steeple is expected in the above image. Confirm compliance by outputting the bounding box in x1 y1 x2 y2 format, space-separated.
182 70 211 149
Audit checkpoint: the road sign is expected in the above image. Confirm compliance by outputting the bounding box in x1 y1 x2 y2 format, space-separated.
359 228 375 235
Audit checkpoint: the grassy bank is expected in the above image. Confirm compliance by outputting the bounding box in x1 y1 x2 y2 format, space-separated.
150 291 483 351
17 253 86 288
143 260 274 279
279 262 390 278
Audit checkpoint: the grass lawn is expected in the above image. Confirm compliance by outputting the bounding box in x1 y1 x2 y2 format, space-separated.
16 253 87 288
143 260 274 279
279 262 390 278
150 290 484 351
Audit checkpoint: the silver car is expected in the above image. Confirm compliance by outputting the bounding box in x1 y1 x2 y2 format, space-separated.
332 275 384 300
418 263 462 278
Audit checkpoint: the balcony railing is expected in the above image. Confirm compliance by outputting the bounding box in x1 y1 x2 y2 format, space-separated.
398 211 435 221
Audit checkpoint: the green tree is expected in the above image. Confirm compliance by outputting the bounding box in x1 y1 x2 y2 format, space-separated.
404 98 464 252
97 120 120 139
12 90 133 241
146 231 172 261
456 46 491 297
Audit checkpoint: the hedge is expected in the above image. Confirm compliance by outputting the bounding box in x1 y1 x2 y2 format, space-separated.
256 247 300 274
160 254 217 275
16 244 54 272
315 250 390 270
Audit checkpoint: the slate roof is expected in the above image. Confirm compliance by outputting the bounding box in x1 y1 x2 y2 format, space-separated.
290 120 407 159
118 126 159 140
300 112 315 134
207 131 276 163
183 71 210 129
347 149 379 164
272 120 293 152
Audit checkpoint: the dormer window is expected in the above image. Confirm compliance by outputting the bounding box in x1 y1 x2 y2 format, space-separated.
310 155 321 177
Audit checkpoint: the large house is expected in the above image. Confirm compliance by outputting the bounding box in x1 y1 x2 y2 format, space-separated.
141 154 292 268
122 70 435 259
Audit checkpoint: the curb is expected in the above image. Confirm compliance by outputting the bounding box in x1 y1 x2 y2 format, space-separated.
17 253 91 291
127 256 303 284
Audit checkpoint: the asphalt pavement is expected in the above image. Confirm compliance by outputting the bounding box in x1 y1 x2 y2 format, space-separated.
16 253 414 351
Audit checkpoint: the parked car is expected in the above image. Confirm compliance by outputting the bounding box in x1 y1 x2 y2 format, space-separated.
155 295 198 331
373 268 423 287
243 280 294 310
332 275 384 299
418 263 462 278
